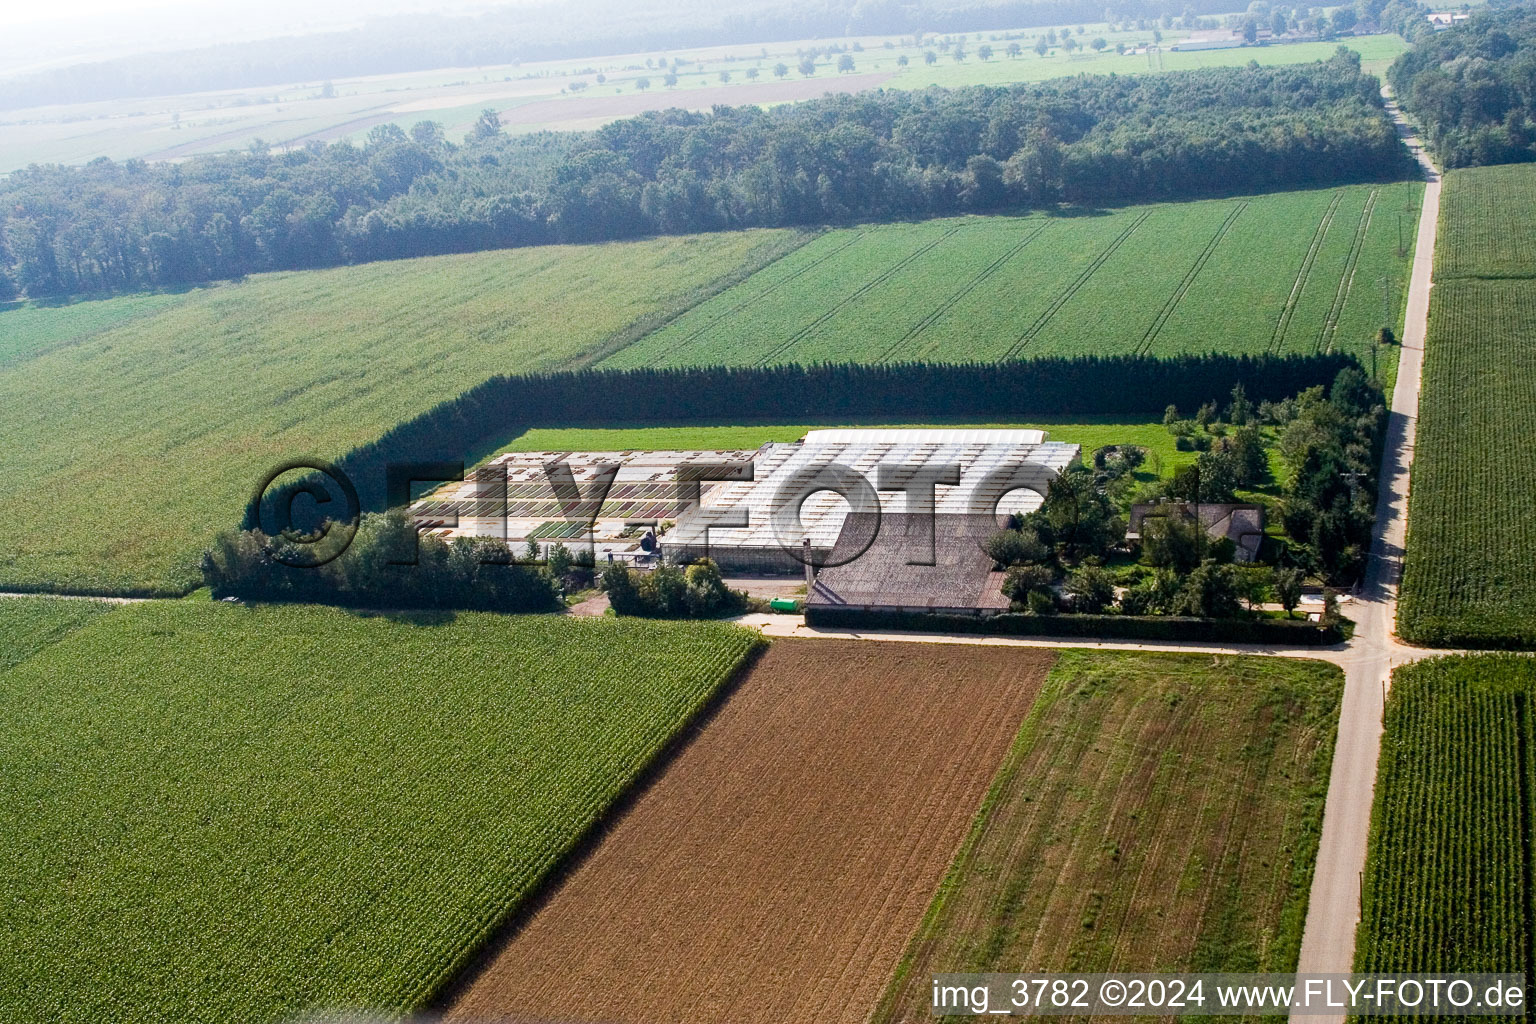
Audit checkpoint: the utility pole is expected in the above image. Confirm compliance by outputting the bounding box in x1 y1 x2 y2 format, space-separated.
1342 469 1365 505
1397 213 1405 257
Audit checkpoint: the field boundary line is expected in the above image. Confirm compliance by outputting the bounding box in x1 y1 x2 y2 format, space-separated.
1136 201 1248 356
999 209 1153 361
874 221 1051 364
868 655 1067 1023
754 225 963 366
1270 192 1345 354
423 637 769 1012
616 228 864 366
1316 189 1380 354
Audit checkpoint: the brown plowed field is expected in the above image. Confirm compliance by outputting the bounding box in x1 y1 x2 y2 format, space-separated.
444 639 1053 1024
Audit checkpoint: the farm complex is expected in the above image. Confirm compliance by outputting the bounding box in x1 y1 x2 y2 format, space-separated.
415 428 1077 575
4 1 1533 1021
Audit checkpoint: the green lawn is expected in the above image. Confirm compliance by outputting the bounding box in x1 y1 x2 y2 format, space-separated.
0 230 798 595
502 418 1201 479
0 596 114 672
603 184 1421 392
1399 165 1536 647
0 600 761 1023
874 650 1341 1019
1357 655 1536 974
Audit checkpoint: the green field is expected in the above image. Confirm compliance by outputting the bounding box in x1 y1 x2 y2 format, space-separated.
874 650 1341 1018
1430 163 1536 280
1399 165 1536 647
0 600 761 1023
0 596 113 672
0 292 192 368
1357 655 1535 974
604 184 1421 384
888 33 1410 89
0 229 797 595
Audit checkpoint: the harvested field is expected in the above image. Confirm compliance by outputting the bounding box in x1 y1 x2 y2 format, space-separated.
873 650 1342 1023
445 639 1054 1024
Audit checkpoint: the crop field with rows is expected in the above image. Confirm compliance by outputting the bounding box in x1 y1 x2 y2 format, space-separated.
0 229 796 596
1432 164 1536 280
873 650 1341 1019
1399 165 1536 647
0 596 113 672
0 292 190 369
0 600 762 1024
1356 655 1536 974
604 183 1422 382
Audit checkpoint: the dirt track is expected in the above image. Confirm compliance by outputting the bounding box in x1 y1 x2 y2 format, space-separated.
445 639 1053 1024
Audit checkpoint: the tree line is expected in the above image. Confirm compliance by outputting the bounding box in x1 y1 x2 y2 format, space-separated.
1389 3 1536 168
0 54 1414 299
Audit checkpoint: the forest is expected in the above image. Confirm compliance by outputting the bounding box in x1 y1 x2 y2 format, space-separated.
1389 3 1536 168
0 54 1414 299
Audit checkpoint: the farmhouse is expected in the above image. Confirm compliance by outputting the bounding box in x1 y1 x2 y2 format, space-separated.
1126 500 1267 563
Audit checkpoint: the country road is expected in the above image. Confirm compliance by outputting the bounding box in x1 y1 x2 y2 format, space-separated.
738 94 1448 1005
1292 94 1440 1002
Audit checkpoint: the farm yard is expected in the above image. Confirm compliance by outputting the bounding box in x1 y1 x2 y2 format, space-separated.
874 650 1341 1021
1398 164 1536 647
604 184 1421 383
445 639 1055 1024
0 229 798 595
1356 655 1536 975
0 601 762 1024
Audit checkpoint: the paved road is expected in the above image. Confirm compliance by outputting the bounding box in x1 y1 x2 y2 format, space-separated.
1291 95 1441 1002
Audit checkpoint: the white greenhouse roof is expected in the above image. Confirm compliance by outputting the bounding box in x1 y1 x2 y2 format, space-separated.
802 427 1047 446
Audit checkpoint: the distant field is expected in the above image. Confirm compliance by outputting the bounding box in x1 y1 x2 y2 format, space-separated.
0 230 797 595
874 650 1341 1019
448 640 1054 1024
0 29 1406 169
0 596 113 672
1399 165 1536 647
890 33 1410 89
1357 655 1535 974
0 601 761 1024
605 184 1421 385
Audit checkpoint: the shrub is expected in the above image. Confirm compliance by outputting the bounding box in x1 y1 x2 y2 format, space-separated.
985 528 1049 568
602 558 747 619
1003 563 1056 602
